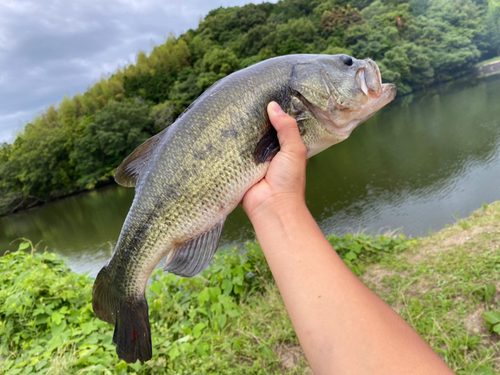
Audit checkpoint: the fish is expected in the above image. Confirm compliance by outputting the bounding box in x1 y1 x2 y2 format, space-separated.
92 54 397 363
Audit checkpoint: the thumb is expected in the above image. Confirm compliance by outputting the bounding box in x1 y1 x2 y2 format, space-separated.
267 102 307 158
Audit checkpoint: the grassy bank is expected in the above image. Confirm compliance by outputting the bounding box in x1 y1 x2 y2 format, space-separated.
1 202 500 374
361 201 500 374
0 234 408 374
477 56 500 67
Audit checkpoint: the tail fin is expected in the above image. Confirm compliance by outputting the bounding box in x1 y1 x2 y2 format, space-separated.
93 266 152 363
113 297 152 363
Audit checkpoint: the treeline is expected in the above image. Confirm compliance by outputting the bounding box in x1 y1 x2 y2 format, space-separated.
1 0 499 214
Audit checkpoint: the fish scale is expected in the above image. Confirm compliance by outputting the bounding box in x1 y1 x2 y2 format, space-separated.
92 54 397 363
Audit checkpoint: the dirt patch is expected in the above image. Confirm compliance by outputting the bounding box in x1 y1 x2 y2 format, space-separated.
361 265 397 293
408 225 497 264
361 265 413 295
441 226 488 248
275 343 311 373
465 306 487 335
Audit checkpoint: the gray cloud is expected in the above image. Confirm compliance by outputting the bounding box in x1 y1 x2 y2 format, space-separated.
0 0 276 143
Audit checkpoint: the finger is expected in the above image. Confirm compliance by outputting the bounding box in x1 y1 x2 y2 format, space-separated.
267 102 307 157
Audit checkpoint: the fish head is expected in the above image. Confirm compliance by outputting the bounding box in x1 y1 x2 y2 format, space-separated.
289 54 397 155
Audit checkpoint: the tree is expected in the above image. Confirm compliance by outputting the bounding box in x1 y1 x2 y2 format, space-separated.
239 24 277 56
320 6 364 36
6 120 74 202
71 101 153 189
381 43 434 93
273 17 319 55
150 101 176 133
197 47 240 90
169 67 203 117
481 0 500 57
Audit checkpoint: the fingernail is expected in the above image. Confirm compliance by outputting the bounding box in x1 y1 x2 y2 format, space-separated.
270 101 285 116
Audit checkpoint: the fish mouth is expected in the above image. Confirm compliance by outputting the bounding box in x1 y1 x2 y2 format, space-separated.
356 59 384 97
343 81 397 130
320 61 397 136
294 59 397 137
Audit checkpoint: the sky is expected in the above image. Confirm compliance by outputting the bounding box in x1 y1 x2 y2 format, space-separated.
0 0 277 143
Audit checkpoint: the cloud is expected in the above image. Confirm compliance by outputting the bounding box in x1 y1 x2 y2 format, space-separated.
0 0 276 143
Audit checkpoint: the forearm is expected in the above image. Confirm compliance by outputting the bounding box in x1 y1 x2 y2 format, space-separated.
249 200 454 375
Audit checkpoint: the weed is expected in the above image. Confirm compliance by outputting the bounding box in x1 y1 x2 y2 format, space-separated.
459 220 472 230
483 311 500 334
1 234 405 374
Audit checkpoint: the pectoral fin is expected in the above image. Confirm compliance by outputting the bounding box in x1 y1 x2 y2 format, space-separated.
254 125 279 164
163 219 226 277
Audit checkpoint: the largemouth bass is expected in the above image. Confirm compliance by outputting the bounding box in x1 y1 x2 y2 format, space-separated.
93 54 397 363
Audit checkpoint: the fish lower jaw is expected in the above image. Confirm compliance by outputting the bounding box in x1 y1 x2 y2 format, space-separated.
306 133 350 158
328 118 363 136
315 109 363 138
324 83 397 136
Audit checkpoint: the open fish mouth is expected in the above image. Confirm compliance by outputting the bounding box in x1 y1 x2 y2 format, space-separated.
303 60 397 137
356 59 384 97
358 59 398 117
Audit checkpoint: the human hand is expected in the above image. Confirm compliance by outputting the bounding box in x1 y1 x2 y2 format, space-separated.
242 102 308 220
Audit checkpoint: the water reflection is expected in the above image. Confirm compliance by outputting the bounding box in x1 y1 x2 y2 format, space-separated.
1 74 499 276
0 186 135 275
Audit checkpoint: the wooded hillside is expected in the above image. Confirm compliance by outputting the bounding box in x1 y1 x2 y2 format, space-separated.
1 0 499 214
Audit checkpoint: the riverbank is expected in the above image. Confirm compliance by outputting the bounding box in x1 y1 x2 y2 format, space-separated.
2 202 500 374
477 58 500 77
0 179 115 217
0 233 408 374
361 200 500 374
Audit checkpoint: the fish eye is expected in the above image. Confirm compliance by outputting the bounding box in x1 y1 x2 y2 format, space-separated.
341 55 353 66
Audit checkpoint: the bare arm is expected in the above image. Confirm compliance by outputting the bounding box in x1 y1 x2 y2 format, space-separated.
242 102 454 375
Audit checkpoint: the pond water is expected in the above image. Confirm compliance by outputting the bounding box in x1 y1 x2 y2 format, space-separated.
1 74 500 277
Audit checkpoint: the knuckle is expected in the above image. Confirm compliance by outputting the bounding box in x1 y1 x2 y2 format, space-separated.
292 142 307 158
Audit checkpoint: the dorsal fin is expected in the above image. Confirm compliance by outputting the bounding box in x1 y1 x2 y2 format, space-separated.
163 219 226 277
115 126 170 187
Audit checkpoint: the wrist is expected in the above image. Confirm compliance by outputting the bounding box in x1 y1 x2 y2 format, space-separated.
247 194 309 232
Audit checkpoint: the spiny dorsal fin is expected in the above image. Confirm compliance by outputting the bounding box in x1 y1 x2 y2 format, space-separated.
114 126 169 187
163 219 226 277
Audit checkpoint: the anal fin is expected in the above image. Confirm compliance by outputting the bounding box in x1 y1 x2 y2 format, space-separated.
164 219 226 277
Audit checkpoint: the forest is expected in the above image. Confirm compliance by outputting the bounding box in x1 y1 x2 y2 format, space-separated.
1 0 499 214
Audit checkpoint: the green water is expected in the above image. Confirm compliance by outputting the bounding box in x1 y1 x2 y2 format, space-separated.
1 75 500 276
